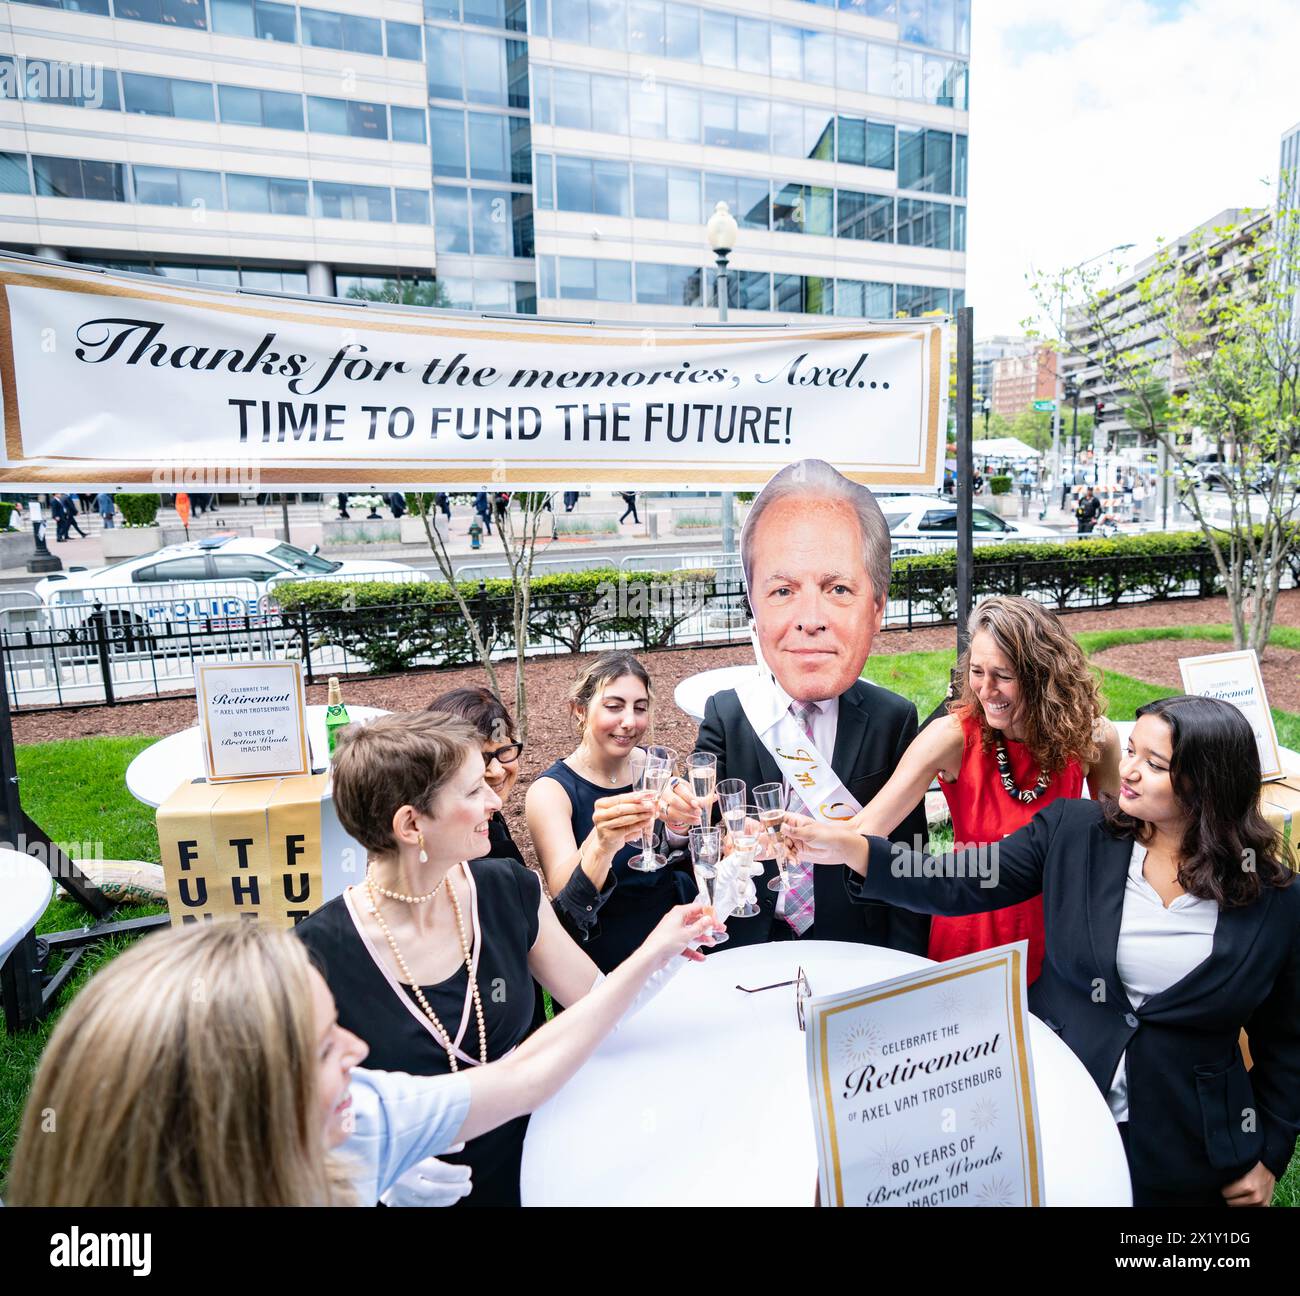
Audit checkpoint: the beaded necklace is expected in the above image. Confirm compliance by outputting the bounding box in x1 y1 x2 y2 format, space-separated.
364 862 487 1072
993 735 1051 804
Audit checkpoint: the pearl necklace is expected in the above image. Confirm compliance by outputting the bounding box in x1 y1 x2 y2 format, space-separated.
364 864 487 1072
368 874 444 904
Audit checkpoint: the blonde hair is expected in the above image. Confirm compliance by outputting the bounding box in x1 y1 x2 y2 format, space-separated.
568 651 653 734
331 710 479 855
6 922 354 1207
952 595 1104 774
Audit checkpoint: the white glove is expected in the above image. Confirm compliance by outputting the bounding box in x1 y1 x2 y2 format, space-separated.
379 1146 472 1207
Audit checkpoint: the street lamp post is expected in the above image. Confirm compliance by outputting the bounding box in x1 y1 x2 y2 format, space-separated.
981 396 990 438
1049 242 1135 497
706 201 739 564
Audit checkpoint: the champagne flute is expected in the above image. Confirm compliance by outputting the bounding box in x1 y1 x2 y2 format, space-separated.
726 809 762 918
626 745 649 848
629 747 673 872
754 781 791 893
686 752 717 832
688 826 728 944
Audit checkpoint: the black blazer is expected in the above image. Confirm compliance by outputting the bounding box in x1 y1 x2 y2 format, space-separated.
852 798 1300 1194
696 678 930 954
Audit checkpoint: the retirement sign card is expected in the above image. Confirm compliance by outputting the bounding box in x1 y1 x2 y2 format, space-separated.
805 943 1043 1207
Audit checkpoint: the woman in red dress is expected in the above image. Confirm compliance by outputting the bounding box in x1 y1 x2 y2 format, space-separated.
847 595 1121 982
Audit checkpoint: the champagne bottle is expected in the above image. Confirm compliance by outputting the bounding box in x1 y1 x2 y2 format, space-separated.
325 676 350 755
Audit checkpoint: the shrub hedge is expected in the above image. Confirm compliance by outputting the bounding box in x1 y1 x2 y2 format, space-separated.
273 529 1294 673
276 567 719 673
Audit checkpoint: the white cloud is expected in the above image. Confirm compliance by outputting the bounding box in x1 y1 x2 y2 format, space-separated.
967 0 1296 336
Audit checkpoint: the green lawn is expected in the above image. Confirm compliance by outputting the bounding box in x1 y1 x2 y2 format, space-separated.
1 736 166 1190
3 622 1298 1201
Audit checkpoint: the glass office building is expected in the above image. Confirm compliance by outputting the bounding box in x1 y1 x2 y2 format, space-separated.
0 0 967 320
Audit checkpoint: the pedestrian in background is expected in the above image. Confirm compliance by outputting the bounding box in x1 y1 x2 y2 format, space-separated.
618 491 640 524
474 491 493 536
95 491 116 528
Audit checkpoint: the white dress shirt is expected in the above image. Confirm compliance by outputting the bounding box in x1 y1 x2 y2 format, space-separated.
1107 842 1218 1123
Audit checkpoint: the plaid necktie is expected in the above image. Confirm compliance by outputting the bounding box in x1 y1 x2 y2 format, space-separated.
782 702 818 936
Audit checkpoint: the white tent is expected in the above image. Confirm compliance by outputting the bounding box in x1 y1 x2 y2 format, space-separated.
971 437 1043 459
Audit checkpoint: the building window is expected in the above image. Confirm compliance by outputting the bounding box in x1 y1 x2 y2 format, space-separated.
386 20 423 59
307 96 388 139
835 279 893 318
300 8 383 55
704 173 769 230
896 283 949 315
226 173 308 214
133 164 223 209
427 29 463 100
435 187 471 253
122 73 215 121
534 152 554 208
313 180 392 221
0 152 31 194
635 261 703 306
32 155 126 201
556 155 594 211
211 0 297 41
395 189 432 224
837 189 893 242
431 109 468 177
665 2 699 59
392 106 427 143
588 0 627 50
469 113 511 181
113 0 206 30
218 85 303 130
470 189 513 255
896 196 950 248
628 0 665 55
553 69 591 130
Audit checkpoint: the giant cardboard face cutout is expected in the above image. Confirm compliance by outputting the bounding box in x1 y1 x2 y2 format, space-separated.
742 461 887 703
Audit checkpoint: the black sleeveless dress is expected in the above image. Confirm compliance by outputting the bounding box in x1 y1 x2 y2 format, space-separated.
534 759 695 973
295 856 540 1208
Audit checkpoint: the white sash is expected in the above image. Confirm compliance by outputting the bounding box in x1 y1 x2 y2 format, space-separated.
736 626 862 824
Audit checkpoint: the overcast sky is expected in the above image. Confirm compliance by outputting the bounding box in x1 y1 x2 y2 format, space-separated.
965 0 1298 337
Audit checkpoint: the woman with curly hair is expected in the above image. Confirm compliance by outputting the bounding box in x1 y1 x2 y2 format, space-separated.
844 595 1121 981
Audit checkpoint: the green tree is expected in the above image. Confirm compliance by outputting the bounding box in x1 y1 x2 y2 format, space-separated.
1032 206 1300 649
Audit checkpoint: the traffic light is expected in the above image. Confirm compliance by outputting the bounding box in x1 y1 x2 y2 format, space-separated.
1094 399 1105 422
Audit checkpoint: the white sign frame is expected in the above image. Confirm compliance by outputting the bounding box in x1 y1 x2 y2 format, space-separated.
805 942 1043 1207
1178 649 1283 780
196 659 310 783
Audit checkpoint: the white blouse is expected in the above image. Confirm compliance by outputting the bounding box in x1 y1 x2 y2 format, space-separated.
1108 842 1219 1123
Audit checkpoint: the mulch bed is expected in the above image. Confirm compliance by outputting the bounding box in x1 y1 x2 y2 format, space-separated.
13 588 1298 752
1091 638 1300 714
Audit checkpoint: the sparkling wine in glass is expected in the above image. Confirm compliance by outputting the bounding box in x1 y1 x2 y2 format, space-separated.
688 826 728 943
687 752 717 831
754 782 791 893
726 814 762 918
630 750 672 872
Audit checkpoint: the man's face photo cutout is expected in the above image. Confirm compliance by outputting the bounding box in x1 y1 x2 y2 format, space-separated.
742 459 888 705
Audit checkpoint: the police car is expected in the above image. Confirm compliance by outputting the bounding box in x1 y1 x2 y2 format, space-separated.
880 495 1058 556
34 535 426 632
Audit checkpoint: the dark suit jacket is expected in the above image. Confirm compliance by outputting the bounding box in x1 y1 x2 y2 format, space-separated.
852 798 1300 1194
696 678 931 954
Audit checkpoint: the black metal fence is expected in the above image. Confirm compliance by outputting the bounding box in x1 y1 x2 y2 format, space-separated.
0 544 1279 713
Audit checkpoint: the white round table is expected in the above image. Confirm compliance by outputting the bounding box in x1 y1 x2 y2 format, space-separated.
125 705 388 807
0 848 53 967
521 941 1131 1206
674 665 764 723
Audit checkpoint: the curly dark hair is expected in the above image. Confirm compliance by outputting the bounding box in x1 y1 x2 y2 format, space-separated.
1101 695 1293 908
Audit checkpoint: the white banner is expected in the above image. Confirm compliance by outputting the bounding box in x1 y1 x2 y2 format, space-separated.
0 256 948 490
